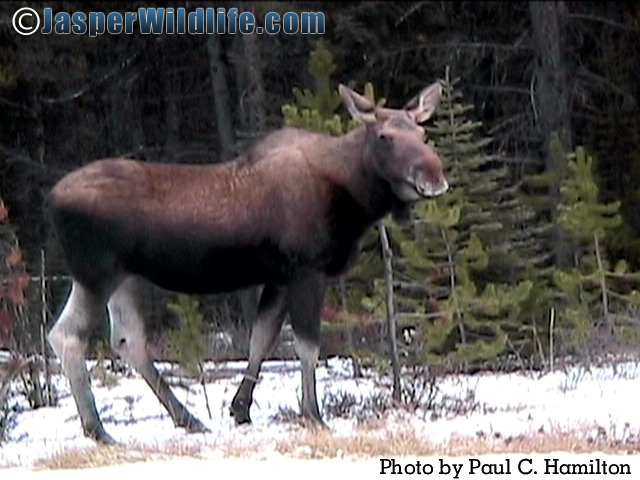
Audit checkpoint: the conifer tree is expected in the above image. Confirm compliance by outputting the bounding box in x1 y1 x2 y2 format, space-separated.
553 141 640 352
386 68 534 369
166 294 208 377
281 40 362 136
166 293 213 418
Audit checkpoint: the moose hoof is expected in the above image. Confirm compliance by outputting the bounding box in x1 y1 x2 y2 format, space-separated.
177 415 210 434
301 414 328 431
186 418 210 434
230 398 252 425
86 426 117 445
312 418 330 431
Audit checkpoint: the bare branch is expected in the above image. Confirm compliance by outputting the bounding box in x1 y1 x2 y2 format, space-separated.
378 222 401 403
530 73 538 126
394 1 427 27
488 113 530 135
40 51 140 105
386 41 534 58
0 97 30 113
467 84 530 95
566 12 640 33
576 67 633 101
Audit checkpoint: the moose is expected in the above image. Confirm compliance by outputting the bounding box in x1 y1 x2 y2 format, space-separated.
46 82 448 444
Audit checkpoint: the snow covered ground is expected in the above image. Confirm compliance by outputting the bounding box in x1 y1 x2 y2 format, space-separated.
2 356 640 473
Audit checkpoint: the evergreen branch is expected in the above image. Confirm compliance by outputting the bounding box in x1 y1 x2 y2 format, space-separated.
606 290 640 302
608 313 640 325
604 271 640 281
398 311 448 321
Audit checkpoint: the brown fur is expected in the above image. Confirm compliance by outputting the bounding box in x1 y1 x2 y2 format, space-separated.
46 82 449 442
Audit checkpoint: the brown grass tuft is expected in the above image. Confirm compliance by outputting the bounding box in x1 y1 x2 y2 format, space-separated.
33 440 205 470
28 420 640 469
272 423 640 459
34 446 147 470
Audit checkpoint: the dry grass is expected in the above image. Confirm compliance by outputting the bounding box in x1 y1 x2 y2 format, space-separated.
29 419 640 470
272 422 640 459
34 446 149 470
32 440 205 470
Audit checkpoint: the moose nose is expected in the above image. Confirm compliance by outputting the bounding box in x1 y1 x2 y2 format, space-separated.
416 177 449 197
426 179 448 197
434 178 449 196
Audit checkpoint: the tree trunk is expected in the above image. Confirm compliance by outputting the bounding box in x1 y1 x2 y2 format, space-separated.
162 62 180 161
128 72 145 156
241 18 267 134
231 36 248 134
108 69 144 157
529 1 572 267
31 92 49 408
206 35 236 162
231 5 267 152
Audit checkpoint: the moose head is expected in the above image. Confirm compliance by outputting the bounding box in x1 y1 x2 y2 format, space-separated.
339 82 448 203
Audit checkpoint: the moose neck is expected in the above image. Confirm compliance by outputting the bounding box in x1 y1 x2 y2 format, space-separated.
324 126 398 227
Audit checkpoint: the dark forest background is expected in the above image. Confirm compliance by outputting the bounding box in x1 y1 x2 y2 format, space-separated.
1 1 640 372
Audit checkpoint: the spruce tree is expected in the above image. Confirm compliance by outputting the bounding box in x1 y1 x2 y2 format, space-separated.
282 40 362 136
166 294 208 377
553 141 640 353
386 68 534 370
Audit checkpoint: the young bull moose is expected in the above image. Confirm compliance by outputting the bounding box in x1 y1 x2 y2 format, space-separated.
47 82 448 444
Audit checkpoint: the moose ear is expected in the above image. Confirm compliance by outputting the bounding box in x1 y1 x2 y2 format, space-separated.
339 84 377 124
405 82 442 123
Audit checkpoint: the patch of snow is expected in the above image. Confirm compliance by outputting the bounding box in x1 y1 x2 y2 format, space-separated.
2 357 640 468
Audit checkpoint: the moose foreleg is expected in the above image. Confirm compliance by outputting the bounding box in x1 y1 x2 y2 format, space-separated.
230 285 287 424
288 273 327 425
107 278 208 433
48 282 115 444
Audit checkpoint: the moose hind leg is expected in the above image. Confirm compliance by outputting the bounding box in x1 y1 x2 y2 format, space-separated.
230 285 287 424
288 274 327 425
107 277 208 433
47 281 115 444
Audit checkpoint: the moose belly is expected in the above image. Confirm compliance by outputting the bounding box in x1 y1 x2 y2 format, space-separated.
54 207 360 294
123 235 361 293
124 238 300 294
